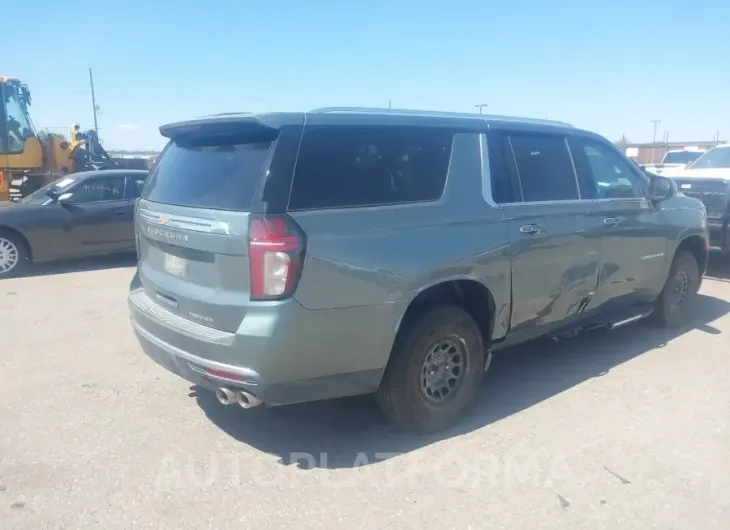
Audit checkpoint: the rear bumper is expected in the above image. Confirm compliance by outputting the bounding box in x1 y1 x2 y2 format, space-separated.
131 321 261 392
128 280 404 406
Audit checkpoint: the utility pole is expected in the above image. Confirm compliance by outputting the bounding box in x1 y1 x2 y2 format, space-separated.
475 103 488 114
89 68 99 135
650 120 661 143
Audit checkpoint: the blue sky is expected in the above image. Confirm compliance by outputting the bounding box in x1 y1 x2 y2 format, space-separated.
5 0 729 150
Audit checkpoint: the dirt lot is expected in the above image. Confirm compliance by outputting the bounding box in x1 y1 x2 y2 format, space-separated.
1 256 730 529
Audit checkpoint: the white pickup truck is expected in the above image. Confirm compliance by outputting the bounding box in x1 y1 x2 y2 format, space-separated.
641 148 706 177
670 143 730 253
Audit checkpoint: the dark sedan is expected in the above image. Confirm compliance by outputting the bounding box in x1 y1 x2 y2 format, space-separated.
0 170 147 278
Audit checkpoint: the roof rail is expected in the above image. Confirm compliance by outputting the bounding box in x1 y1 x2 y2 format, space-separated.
311 106 401 114
487 114 573 128
197 111 255 119
308 106 572 127
310 106 485 118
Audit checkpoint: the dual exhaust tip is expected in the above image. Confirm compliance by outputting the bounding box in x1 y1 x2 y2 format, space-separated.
215 387 264 409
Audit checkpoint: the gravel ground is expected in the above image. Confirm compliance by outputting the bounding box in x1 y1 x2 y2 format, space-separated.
1 255 729 529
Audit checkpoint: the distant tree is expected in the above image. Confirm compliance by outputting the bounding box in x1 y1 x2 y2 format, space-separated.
614 134 629 150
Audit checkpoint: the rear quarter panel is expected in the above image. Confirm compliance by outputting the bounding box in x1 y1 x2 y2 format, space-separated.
289 133 512 337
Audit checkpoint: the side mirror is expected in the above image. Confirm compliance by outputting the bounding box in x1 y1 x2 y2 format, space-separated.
649 175 674 202
57 192 73 204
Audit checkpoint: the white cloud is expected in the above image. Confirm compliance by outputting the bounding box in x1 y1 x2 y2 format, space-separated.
117 124 142 131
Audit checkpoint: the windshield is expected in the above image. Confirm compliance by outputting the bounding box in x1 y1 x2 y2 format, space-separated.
687 146 730 170
3 84 34 152
663 151 703 165
19 176 77 204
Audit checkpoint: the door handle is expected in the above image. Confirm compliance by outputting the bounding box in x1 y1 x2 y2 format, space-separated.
112 209 127 216
519 224 544 235
603 217 623 226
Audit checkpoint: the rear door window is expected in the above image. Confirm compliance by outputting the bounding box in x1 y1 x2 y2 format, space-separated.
487 131 522 203
509 133 579 202
663 151 702 164
142 133 276 211
289 126 453 210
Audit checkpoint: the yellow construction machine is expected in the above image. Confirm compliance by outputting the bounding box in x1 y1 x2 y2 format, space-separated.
0 76 116 202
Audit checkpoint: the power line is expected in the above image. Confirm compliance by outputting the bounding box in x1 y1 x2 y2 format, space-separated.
89 68 99 135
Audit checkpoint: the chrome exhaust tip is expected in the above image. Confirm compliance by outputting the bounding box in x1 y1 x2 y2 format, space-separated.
215 387 237 405
237 391 264 409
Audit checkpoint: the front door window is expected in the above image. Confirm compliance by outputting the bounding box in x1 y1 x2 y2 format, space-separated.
69 177 126 203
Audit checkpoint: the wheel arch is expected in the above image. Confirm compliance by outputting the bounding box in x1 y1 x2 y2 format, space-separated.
394 278 498 356
674 233 708 278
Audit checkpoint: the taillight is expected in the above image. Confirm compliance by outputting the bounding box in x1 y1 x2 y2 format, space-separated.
248 215 305 300
0 171 5 188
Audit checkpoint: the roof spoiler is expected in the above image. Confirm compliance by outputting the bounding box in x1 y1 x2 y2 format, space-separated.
159 113 304 139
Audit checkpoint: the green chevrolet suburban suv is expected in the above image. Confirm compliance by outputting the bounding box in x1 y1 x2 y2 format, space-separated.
129 108 709 433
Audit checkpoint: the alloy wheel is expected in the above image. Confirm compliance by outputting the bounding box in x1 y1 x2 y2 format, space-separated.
0 237 20 274
420 336 468 404
670 269 690 308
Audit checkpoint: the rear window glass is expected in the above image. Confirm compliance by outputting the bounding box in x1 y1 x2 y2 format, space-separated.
289 126 453 210
663 151 703 165
142 133 275 210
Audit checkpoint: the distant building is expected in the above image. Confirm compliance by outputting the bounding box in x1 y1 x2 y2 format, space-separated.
109 150 160 170
622 141 723 165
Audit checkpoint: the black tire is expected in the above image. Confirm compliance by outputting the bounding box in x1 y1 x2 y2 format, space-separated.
652 250 700 328
376 305 486 434
0 230 30 279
